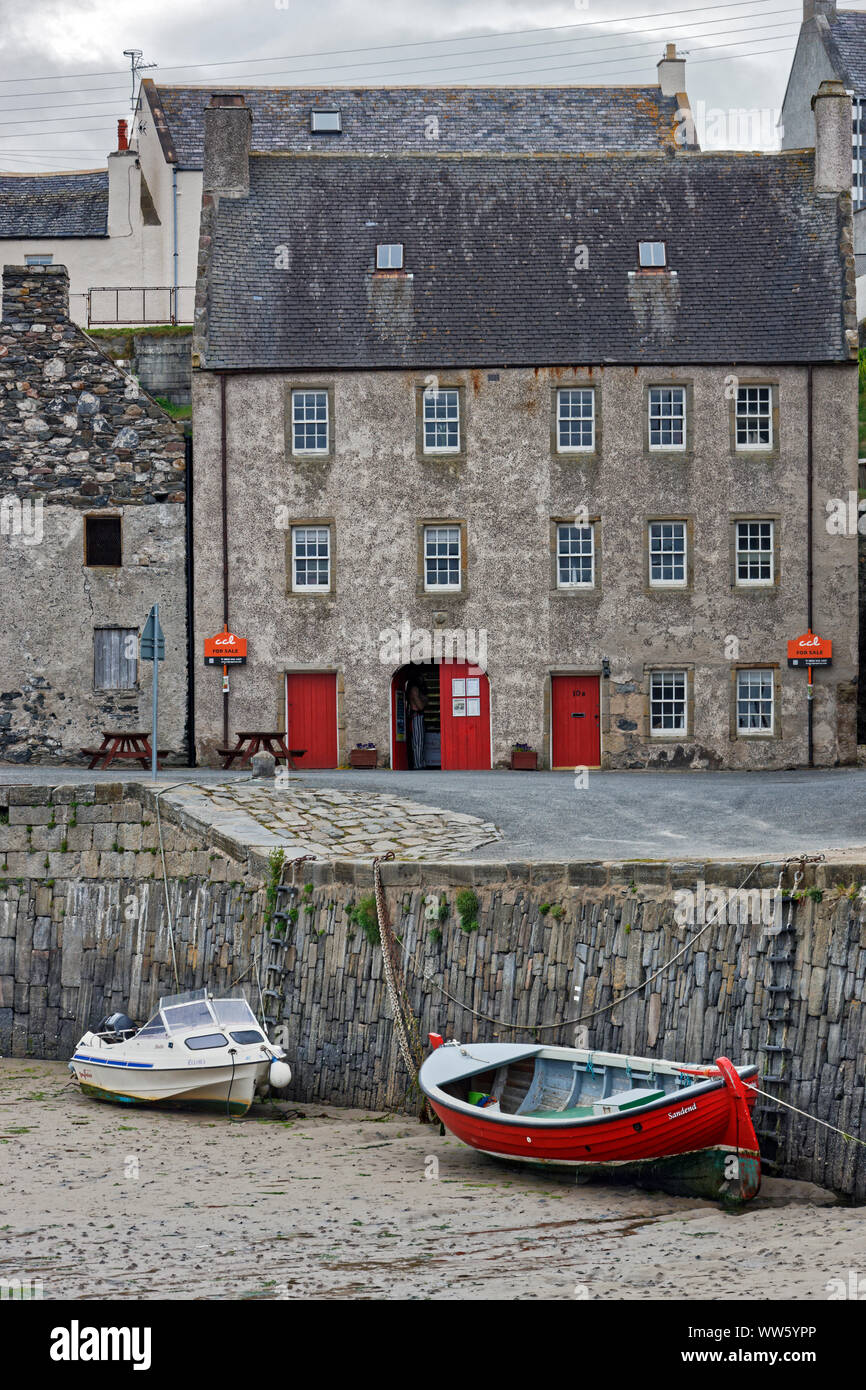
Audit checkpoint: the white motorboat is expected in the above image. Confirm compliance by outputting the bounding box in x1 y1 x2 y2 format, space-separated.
69 988 292 1116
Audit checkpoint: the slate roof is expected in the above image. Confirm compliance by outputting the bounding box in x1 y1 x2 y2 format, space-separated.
143 81 691 168
0 171 108 239
200 150 848 370
824 10 866 93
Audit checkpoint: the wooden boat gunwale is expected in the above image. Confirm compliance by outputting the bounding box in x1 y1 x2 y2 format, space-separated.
419 1040 757 1130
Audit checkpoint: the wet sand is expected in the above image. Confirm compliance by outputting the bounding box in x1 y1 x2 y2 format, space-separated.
0 1059 862 1301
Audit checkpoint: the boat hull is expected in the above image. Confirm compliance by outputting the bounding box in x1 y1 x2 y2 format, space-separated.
70 1058 267 1116
422 1044 761 1205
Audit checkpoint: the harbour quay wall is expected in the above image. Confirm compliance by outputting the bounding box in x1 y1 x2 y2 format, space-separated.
1 780 865 1197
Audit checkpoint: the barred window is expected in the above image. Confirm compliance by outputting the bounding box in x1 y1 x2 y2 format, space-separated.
292 390 329 454
424 525 461 590
557 389 595 451
292 526 330 592
423 389 460 453
649 521 687 586
736 386 772 449
648 387 686 449
736 520 774 585
737 669 774 734
649 670 687 734
557 524 594 588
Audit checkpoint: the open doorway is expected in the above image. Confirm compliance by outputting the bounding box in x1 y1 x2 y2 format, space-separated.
390 662 491 770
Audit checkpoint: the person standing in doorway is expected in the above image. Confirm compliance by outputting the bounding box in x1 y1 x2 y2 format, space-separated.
406 667 428 770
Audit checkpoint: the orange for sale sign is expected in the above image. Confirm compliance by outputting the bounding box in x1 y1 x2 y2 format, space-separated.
204 629 247 665
787 630 832 667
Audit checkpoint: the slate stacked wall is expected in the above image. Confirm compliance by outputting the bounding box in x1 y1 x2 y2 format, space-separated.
1 781 865 1197
0 265 188 762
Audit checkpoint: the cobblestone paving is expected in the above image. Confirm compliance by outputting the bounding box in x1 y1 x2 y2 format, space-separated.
163 779 501 860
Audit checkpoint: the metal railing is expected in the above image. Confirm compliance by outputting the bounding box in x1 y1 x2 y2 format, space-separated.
86 285 194 327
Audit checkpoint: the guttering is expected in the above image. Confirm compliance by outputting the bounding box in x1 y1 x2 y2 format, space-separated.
220 371 229 749
171 165 179 322
183 427 196 767
807 363 814 769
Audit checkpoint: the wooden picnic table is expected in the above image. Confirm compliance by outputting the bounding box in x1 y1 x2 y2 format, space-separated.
218 731 306 771
80 730 168 771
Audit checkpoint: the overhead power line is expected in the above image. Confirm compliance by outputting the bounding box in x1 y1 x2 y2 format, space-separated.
0 0 796 86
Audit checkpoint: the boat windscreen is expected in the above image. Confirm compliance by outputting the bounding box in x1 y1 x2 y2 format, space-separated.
211 998 259 1028
161 998 214 1033
136 1013 168 1039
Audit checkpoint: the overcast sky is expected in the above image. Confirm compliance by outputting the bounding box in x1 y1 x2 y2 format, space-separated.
1 0 865 169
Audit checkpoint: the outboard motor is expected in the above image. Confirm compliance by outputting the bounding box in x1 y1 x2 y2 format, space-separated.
95 1011 136 1043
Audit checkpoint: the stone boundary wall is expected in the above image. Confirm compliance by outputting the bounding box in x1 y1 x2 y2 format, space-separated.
1 781 865 1197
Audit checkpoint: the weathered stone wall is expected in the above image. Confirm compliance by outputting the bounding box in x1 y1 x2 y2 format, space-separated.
0 265 189 762
87 328 192 406
0 784 262 1058
2 782 865 1196
191 362 858 772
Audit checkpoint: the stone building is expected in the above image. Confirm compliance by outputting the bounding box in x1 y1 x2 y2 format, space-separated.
0 265 188 763
189 82 858 773
781 1 866 315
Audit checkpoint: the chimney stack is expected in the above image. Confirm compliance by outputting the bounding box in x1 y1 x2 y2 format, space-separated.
117 119 128 152
804 1 836 20
203 94 252 198
812 79 853 195
657 43 686 99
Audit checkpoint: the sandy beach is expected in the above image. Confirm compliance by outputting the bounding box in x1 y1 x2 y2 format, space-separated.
0 1059 862 1301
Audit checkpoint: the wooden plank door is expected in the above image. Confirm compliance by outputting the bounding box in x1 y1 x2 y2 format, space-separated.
551 674 600 768
285 672 338 768
439 663 491 770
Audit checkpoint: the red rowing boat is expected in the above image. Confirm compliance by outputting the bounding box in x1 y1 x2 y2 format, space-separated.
419 1037 760 1205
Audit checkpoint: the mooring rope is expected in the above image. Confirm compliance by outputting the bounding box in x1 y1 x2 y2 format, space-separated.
386 854 826 1035
372 853 437 1120
745 1082 866 1149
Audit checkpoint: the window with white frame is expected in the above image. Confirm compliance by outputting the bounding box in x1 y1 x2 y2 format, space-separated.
639 241 666 268
648 521 687 586
737 669 774 734
423 388 459 453
649 669 687 735
291 390 329 454
648 387 686 450
736 386 772 449
424 525 461 591
451 675 481 718
557 388 595 451
735 520 774 585
291 526 330 592
24 254 53 266
376 243 404 269
557 523 595 588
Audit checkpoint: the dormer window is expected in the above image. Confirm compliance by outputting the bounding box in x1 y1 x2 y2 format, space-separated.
376 243 404 270
310 109 341 134
638 241 667 268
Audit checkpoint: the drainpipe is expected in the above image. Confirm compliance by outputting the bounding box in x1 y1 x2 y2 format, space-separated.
171 165 179 324
220 371 230 749
183 426 196 767
807 364 814 768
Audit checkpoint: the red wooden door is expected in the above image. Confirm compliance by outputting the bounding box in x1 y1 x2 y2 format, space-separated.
285 672 338 768
439 664 491 770
551 674 600 768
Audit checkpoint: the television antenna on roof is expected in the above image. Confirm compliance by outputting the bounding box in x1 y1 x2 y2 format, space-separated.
123 49 157 113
